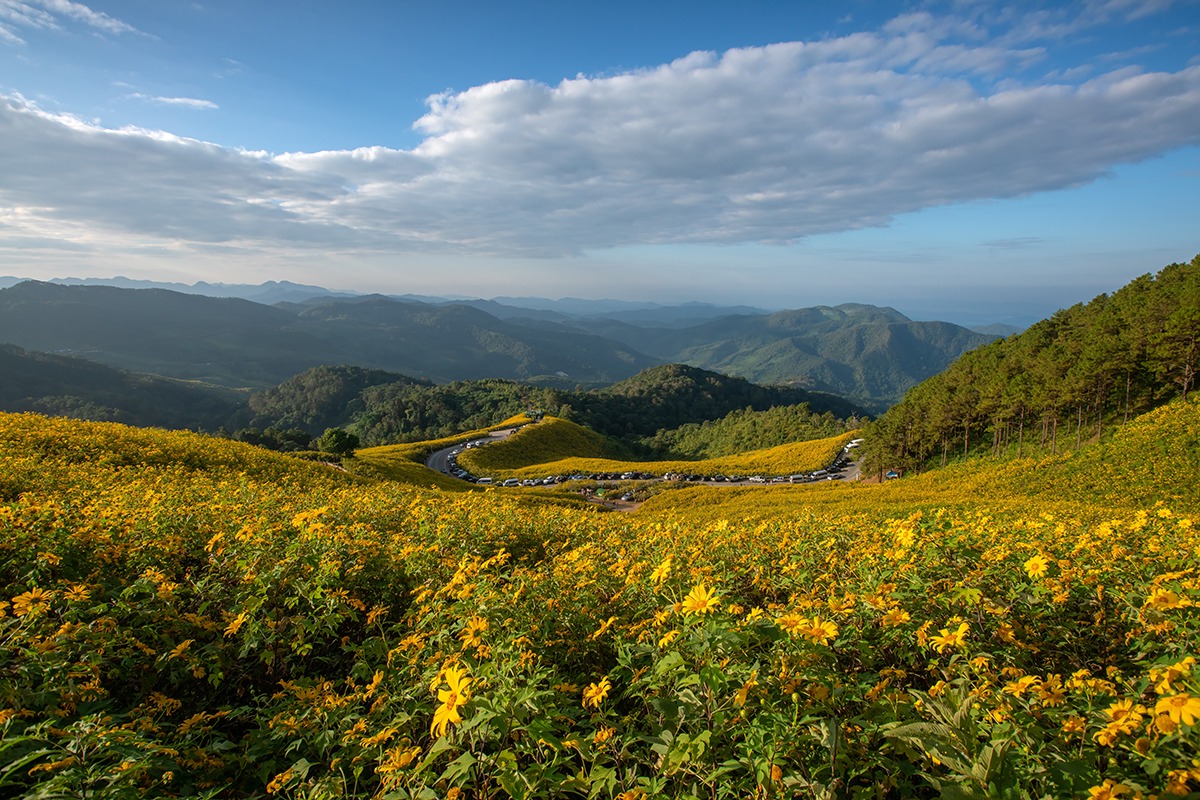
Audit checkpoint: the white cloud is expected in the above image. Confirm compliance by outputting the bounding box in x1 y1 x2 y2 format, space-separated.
0 0 138 42
1 16 1199 263
0 23 25 44
127 93 218 110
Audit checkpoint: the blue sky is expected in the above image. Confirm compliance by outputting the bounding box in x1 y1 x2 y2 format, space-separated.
1 0 1198 325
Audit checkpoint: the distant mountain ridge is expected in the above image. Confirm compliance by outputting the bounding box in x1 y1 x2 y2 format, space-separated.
0 279 997 411
0 275 361 305
0 281 657 387
557 304 997 411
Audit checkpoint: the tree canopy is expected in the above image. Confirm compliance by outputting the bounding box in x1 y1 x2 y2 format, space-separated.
866 254 1200 475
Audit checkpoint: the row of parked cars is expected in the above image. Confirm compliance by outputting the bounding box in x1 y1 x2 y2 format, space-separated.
444 438 493 483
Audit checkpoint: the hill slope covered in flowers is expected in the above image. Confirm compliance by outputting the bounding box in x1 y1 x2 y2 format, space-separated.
1 403 1198 799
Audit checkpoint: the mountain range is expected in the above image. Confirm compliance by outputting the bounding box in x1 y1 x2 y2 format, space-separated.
0 279 998 411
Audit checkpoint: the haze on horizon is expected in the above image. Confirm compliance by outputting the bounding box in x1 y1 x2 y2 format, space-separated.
1 0 1198 327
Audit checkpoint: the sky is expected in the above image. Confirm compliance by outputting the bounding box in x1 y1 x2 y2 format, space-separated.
1 0 1199 326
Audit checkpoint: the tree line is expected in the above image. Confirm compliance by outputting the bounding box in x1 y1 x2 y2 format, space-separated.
865 255 1200 476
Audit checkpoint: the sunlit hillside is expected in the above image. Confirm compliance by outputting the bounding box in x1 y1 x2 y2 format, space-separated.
2 405 1197 799
454 416 627 474
456 416 855 480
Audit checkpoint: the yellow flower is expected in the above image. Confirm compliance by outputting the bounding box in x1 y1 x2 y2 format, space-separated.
376 745 422 774
265 768 293 794
593 726 616 746
1165 768 1197 796
1156 693 1200 726
582 677 612 709
366 604 389 625
1023 554 1049 579
802 617 838 646
589 615 618 641
1037 675 1066 707
224 610 249 637
1151 657 1195 694
1060 716 1086 737
929 622 969 653
734 672 758 707
1145 587 1189 610
776 613 807 636
1154 713 1177 734
361 727 397 748
459 615 488 649
169 640 194 660
1003 675 1040 698
1087 779 1131 799
650 556 672 585
681 583 719 616
881 608 911 627
431 665 472 737
12 587 53 617
1106 698 1146 728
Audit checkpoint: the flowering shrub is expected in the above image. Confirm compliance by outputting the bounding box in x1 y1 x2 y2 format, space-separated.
1 408 1197 798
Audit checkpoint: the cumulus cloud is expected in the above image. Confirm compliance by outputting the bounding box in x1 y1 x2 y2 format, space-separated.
2 12 1199 260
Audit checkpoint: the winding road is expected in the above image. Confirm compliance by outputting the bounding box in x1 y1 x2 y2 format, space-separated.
425 425 863 501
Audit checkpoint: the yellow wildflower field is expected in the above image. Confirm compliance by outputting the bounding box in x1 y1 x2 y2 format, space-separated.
1 399 1197 799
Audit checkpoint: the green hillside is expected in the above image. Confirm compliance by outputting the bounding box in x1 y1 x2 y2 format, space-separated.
292 297 657 383
0 343 244 429
646 402 855 458
255 364 865 450
248 365 432 436
455 416 628 473
868 254 1200 474
565 305 996 411
574 363 863 440
955 394 1200 509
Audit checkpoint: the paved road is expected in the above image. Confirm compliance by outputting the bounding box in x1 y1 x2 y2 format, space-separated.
425 427 519 476
426 424 864 494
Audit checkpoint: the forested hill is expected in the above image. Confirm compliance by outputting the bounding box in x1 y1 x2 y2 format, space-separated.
247 366 431 435
573 363 862 439
261 363 864 448
560 304 996 411
0 344 244 430
867 254 1200 474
